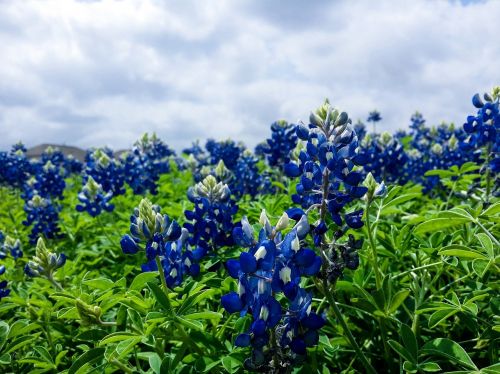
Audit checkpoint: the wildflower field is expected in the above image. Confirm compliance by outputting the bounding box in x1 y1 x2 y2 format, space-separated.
0 93 498 373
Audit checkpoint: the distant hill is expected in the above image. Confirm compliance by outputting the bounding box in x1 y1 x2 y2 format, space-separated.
27 144 87 162
26 144 129 162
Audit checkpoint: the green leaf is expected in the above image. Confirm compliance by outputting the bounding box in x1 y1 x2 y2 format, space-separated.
382 193 420 212
34 346 54 363
424 169 455 178
472 259 491 278
400 324 417 361
388 290 410 314
148 353 162 374
129 272 159 291
183 312 223 320
0 353 11 365
388 340 414 363
402 361 418 373
115 337 142 359
420 362 441 372
75 329 108 342
5 334 40 354
476 233 494 258
55 350 69 367
100 332 140 346
428 309 458 328
83 277 115 291
221 356 242 373
481 201 500 217
438 247 488 260
414 218 470 235
69 348 105 374
0 321 9 352
175 316 203 331
421 338 477 370
147 282 173 316
481 363 500 374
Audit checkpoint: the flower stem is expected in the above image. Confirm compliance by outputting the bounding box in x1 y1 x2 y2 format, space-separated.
320 279 376 374
484 143 492 205
365 200 382 289
155 256 170 298
391 261 442 280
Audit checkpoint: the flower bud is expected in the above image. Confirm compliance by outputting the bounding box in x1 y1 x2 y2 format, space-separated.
275 213 290 232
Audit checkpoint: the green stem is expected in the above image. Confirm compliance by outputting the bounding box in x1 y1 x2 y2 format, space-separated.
365 200 382 290
321 279 377 374
155 257 171 301
475 220 500 247
43 314 56 356
110 359 133 374
391 261 442 280
484 143 492 205
176 323 204 356
154 257 203 357
47 275 64 291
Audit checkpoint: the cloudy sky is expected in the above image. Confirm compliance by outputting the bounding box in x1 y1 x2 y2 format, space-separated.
0 0 499 151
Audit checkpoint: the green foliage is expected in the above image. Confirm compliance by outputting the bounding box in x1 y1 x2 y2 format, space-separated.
0 162 498 373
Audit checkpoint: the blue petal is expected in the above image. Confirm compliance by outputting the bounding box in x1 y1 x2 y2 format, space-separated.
240 252 257 273
221 292 243 313
472 93 484 108
226 259 241 278
295 248 316 267
235 333 251 347
284 162 301 178
303 329 320 347
120 234 139 254
290 338 307 355
303 312 325 329
303 256 322 276
286 208 305 221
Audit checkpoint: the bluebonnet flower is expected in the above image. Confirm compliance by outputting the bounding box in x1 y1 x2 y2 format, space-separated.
23 194 62 245
358 132 408 184
254 142 268 158
120 198 183 274
367 110 382 133
278 289 325 355
410 111 426 131
184 175 238 253
76 176 114 217
64 155 83 175
353 120 367 141
0 143 33 188
84 148 126 196
40 146 65 168
367 110 382 123
222 212 324 369
205 139 244 170
1 236 23 260
156 228 204 288
0 280 10 301
183 140 208 162
182 141 210 177
232 151 272 198
284 99 368 230
261 120 298 168
30 161 66 200
25 238 66 282
123 133 175 195
462 90 499 177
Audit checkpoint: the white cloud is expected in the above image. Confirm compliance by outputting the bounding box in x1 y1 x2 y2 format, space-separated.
0 0 499 151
